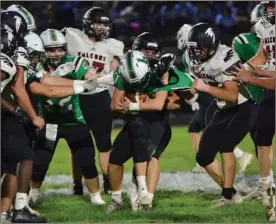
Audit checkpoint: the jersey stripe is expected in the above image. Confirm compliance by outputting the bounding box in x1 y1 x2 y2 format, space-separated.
126 51 136 79
74 57 82 72
234 36 242 44
240 34 249 44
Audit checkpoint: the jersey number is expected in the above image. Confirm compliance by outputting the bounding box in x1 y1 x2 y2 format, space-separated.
85 59 105 73
265 45 275 65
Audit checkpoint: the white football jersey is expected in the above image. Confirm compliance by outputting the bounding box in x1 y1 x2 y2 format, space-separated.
64 27 124 94
255 20 275 70
186 44 251 109
1 53 17 92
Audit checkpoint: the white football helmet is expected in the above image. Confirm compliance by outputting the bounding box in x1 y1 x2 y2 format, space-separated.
40 29 67 66
119 50 150 85
24 32 45 69
6 5 36 31
177 24 192 50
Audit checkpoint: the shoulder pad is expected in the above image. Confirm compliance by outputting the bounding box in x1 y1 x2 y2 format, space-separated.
106 38 124 57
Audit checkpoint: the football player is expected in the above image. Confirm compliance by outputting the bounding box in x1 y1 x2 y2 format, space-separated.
177 24 253 173
28 29 105 207
186 23 254 207
232 3 274 177
63 6 124 195
232 1 275 221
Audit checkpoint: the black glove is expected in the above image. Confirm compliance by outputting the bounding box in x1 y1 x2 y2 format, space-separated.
155 53 176 76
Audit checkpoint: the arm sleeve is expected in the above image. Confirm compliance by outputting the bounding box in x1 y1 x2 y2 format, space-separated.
113 67 124 90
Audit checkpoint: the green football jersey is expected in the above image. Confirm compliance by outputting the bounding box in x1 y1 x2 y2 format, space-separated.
38 56 88 125
149 67 193 95
232 32 262 102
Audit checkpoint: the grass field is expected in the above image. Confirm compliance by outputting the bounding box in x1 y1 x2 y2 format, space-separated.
35 126 272 223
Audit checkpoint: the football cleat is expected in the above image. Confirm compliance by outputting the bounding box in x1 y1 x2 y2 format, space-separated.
105 199 123 213
1 212 12 223
128 184 140 211
242 181 270 202
266 185 275 222
212 192 243 208
238 152 253 173
12 205 47 223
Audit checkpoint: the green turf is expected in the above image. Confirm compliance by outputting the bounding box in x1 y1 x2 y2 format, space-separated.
39 126 271 223
37 191 269 223
47 126 260 175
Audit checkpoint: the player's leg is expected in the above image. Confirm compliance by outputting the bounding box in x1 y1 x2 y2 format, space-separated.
244 90 275 202
64 124 105 205
1 163 18 222
29 124 59 207
2 114 47 223
106 124 132 213
77 91 113 194
188 110 204 172
146 122 172 209
215 100 253 207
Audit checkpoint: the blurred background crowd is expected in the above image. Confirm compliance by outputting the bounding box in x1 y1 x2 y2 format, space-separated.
1 1 258 118
2 1 259 47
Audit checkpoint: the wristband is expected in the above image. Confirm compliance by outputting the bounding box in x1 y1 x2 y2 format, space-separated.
128 102 140 111
73 80 85 86
73 81 85 94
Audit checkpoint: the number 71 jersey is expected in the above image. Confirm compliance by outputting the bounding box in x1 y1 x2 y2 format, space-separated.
65 27 124 75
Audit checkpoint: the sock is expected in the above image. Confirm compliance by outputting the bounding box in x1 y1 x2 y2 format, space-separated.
233 148 244 159
29 188 39 198
15 192 28 210
130 182 138 193
111 190 122 203
260 176 271 185
270 169 274 183
103 174 108 183
90 191 102 201
222 188 236 200
136 176 148 196
74 180 82 186
148 192 154 203
196 163 201 168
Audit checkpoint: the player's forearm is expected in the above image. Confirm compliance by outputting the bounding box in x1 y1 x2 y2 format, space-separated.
11 67 38 119
1 97 16 113
256 70 276 78
205 85 238 102
248 76 275 90
40 75 74 86
139 91 168 111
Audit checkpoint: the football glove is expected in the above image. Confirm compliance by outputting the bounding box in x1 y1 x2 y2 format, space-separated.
156 53 176 75
16 47 30 68
51 62 75 76
83 78 99 92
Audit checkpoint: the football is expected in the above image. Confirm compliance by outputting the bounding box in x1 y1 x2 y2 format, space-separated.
125 92 149 103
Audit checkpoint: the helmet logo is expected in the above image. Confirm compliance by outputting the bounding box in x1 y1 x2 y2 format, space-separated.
205 28 215 43
14 15 22 32
147 42 158 47
100 16 109 21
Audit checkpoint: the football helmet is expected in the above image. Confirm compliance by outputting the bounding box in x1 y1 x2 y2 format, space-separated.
187 23 220 67
132 32 162 60
1 28 19 61
6 5 36 31
82 7 111 41
177 24 192 51
119 50 151 91
24 32 45 70
40 29 67 67
251 4 263 35
1 10 28 45
260 1 276 25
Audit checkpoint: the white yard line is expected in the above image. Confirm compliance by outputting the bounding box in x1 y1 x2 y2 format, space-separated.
41 172 258 197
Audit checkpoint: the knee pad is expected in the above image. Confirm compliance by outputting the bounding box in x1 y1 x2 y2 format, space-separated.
32 149 53 182
3 163 18 175
94 133 112 152
196 151 214 167
109 150 126 166
81 165 98 179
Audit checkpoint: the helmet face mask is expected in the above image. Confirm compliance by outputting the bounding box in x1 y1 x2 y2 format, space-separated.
261 1 276 25
44 46 67 67
82 7 112 41
187 23 220 69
